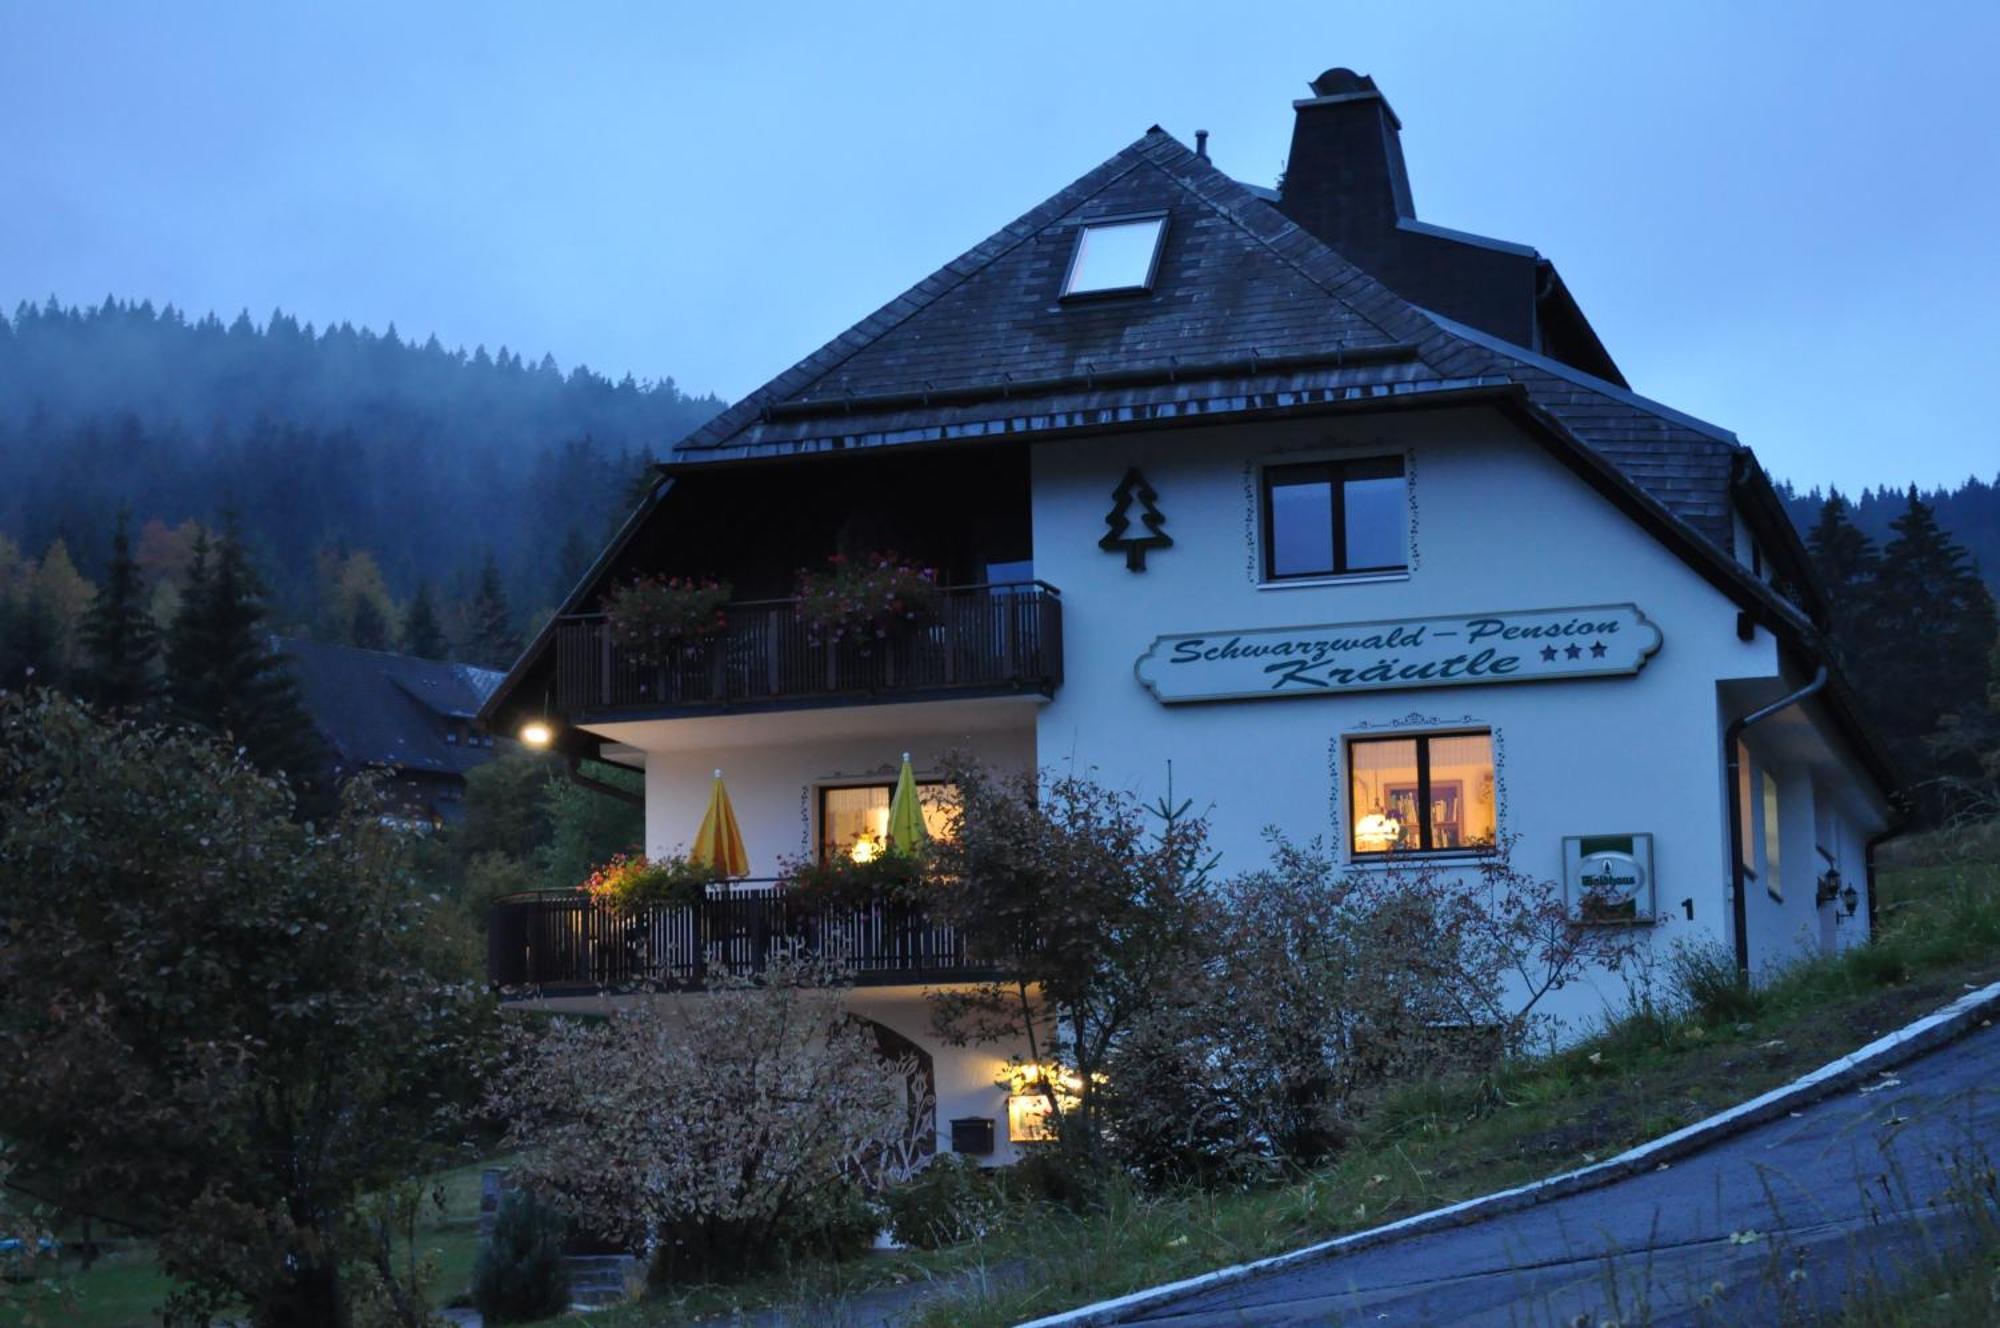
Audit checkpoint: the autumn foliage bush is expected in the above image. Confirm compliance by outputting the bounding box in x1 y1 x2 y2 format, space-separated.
490 964 928 1285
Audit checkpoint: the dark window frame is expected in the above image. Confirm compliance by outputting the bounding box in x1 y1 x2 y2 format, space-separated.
1059 211 1169 301
1348 729 1493 857
1260 455 1407 582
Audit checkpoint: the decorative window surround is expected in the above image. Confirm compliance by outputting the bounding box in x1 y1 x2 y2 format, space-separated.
1244 444 1418 586
1329 712 1510 866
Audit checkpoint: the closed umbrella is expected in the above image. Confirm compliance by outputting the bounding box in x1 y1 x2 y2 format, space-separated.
884 752 929 854
691 769 751 878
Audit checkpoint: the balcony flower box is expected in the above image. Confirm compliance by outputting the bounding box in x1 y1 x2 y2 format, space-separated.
792 553 941 649
603 576 733 666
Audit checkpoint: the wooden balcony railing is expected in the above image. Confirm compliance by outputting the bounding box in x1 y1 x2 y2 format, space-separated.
552 581 1061 718
486 884 996 992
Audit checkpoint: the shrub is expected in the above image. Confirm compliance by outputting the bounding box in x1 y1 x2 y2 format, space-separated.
493 964 927 1287
472 1189 571 1323
603 575 732 663
1669 940 1764 1027
581 851 717 912
885 1155 1004 1249
777 847 934 909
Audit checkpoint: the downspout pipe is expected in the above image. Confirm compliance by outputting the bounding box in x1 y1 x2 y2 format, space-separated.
1724 665 1829 980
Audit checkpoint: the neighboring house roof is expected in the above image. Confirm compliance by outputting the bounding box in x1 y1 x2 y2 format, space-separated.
672 128 1744 550
278 636 507 777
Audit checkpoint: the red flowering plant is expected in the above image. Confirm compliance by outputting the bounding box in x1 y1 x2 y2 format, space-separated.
582 851 720 913
603 575 734 665
792 553 941 646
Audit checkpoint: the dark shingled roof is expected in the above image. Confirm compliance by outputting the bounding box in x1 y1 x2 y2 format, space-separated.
672 129 1744 550
278 636 506 777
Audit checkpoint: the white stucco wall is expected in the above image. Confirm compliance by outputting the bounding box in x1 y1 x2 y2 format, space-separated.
1027 405 1860 1030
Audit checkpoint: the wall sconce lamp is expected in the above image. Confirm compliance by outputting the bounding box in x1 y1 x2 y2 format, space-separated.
519 720 554 749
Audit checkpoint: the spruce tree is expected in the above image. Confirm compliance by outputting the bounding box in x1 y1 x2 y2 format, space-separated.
402 580 448 659
166 519 327 801
79 510 160 710
1805 494 1878 674
348 593 391 651
462 555 519 667
1865 488 1999 802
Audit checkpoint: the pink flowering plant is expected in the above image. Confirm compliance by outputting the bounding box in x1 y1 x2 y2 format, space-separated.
582 851 718 912
603 575 733 664
792 553 940 644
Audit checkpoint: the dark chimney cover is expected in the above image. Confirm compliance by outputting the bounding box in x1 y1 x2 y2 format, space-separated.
1308 68 1377 98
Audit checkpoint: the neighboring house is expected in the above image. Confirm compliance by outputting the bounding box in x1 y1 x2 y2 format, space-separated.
279 636 508 826
480 69 1896 1165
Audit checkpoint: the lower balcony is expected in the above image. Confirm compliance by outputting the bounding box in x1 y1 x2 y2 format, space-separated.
551 581 1062 721
486 885 999 993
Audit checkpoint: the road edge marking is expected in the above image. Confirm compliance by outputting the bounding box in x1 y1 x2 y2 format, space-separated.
1013 978 2000 1327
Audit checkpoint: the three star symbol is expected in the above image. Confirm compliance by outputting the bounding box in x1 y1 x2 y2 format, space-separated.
1542 640 1611 663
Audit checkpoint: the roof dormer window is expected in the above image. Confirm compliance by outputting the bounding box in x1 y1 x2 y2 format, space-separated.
1062 216 1166 298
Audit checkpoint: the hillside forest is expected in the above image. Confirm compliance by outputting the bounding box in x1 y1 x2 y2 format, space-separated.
1 297 1996 817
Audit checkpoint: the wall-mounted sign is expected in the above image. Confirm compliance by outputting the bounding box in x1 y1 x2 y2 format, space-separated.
1564 833 1656 923
1134 604 1662 704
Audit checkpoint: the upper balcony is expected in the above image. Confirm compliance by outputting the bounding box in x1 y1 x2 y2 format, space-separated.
550 581 1062 723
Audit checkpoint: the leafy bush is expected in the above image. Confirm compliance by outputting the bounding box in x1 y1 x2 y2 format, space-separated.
777 846 934 909
603 575 732 663
793 552 940 644
885 1155 1004 1249
472 1189 571 1323
493 964 927 1288
1669 940 1765 1027
581 851 717 912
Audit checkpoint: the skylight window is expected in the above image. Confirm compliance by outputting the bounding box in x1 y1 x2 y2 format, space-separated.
1062 217 1166 297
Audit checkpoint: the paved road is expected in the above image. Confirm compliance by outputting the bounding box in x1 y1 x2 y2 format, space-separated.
1117 1021 2000 1327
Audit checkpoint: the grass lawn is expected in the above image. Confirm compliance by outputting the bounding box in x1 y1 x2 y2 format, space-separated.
16 845 1998 1328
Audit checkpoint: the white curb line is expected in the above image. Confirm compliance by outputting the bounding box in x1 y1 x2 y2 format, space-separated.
1015 978 2000 1328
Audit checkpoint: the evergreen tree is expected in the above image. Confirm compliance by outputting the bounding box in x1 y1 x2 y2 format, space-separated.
402 580 448 659
166 518 327 802
461 554 519 668
348 593 391 650
1805 494 1878 673
556 525 591 601
78 510 160 710
1864 488 1999 804
0 586 63 691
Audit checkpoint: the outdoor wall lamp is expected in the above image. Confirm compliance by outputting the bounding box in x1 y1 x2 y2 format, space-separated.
1841 881 1860 916
1815 868 1842 909
519 720 554 748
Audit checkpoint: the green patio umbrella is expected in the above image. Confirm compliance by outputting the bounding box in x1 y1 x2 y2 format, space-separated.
884 752 929 855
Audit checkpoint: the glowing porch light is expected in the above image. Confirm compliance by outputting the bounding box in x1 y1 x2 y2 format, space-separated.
519 720 554 749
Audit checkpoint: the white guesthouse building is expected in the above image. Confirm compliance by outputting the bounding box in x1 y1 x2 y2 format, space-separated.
481 69 1898 1165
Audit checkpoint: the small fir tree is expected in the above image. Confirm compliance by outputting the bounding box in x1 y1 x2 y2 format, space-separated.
462 554 519 667
402 580 448 659
166 517 327 796
78 510 160 710
1805 494 1878 675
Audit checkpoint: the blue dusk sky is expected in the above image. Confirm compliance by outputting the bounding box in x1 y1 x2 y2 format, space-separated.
3 1 1995 494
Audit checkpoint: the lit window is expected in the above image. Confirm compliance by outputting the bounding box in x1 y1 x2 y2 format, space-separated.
819 781 958 863
1262 457 1406 580
1349 732 1495 856
1062 217 1166 297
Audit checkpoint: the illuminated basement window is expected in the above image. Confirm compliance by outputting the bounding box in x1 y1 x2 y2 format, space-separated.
1062 216 1167 297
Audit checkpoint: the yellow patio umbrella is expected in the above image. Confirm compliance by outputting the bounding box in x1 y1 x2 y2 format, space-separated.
690 769 751 878
884 752 929 855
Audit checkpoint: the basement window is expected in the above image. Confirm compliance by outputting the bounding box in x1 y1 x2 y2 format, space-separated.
1062 216 1166 297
